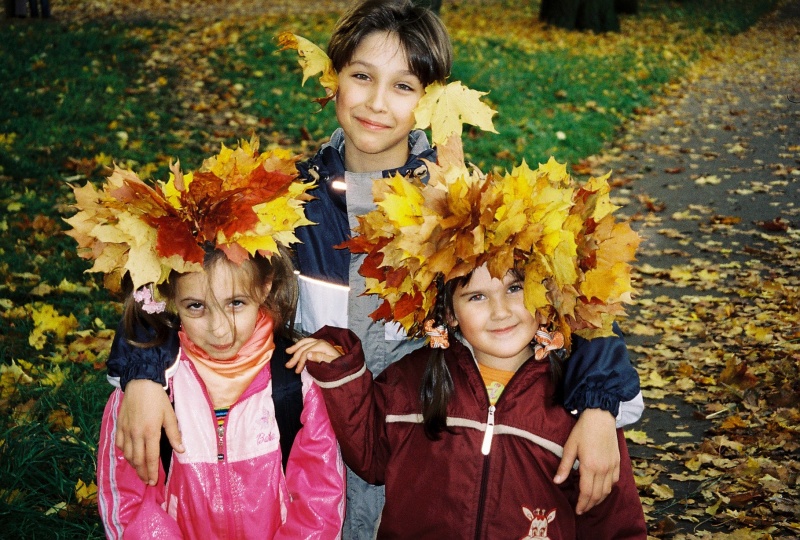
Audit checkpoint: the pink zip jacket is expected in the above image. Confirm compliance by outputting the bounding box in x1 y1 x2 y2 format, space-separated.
97 350 346 539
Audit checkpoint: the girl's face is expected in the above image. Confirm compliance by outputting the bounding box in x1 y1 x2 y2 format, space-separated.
451 265 538 372
335 31 425 173
174 265 269 361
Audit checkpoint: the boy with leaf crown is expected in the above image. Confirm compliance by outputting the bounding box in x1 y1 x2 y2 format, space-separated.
108 0 642 538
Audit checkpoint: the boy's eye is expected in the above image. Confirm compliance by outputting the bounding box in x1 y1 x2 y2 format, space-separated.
508 283 523 294
396 82 414 92
468 293 485 302
352 72 370 81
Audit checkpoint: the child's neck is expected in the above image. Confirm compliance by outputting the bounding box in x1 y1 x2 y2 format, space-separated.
469 344 534 374
344 152 410 174
476 356 527 373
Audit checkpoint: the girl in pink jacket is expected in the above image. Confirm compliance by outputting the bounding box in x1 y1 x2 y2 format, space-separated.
65 139 346 539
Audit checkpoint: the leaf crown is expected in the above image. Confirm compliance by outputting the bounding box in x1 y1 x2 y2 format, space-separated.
345 143 641 350
64 137 314 292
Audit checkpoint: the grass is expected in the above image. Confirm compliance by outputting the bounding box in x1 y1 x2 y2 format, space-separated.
0 0 780 536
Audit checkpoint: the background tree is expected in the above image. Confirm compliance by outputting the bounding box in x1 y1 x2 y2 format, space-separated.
540 0 639 32
615 0 638 15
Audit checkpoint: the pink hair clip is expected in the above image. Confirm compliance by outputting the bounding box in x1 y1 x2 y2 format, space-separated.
133 285 166 314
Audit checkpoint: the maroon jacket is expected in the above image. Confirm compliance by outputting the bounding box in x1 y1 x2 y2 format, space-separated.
307 327 647 540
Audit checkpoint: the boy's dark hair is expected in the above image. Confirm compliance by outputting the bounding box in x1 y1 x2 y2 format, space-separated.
122 245 298 349
420 268 566 440
327 0 453 87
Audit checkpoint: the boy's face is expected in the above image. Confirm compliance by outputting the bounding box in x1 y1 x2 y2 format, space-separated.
175 266 269 361
451 265 538 372
335 31 424 173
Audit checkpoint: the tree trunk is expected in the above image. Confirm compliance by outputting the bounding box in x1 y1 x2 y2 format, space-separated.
413 0 442 15
615 0 638 15
540 0 620 32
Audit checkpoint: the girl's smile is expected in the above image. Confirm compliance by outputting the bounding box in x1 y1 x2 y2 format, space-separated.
451 265 538 372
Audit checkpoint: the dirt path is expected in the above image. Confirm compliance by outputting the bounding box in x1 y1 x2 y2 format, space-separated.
599 1 799 536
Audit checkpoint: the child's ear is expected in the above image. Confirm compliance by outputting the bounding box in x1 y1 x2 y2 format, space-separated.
445 312 458 328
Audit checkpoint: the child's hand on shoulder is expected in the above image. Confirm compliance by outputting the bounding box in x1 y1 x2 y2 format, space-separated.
554 408 619 515
117 379 184 486
286 337 345 373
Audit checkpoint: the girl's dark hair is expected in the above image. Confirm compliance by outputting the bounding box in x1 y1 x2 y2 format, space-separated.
420 274 463 440
327 0 453 87
420 267 568 439
122 245 298 349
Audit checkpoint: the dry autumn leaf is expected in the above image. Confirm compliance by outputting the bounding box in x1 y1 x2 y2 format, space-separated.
276 31 338 106
413 81 497 147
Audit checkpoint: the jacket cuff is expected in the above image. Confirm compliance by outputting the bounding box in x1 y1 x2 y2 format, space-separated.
120 361 167 391
561 323 641 416
566 387 621 417
305 326 365 384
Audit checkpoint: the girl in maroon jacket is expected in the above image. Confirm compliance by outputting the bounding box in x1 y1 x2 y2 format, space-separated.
288 146 648 539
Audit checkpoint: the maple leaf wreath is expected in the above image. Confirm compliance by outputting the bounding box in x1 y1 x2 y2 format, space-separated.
64 137 314 308
280 31 641 353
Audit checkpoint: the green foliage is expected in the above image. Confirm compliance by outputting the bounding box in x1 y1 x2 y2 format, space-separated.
0 365 108 539
643 0 780 35
0 20 177 183
222 25 340 148
451 39 677 171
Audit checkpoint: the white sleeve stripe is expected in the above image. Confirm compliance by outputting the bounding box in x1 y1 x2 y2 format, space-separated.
385 414 575 466
310 363 368 389
98 390 124 538
298 274 350 291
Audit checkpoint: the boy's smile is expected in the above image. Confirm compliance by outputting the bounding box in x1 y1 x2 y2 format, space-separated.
335 31 424 173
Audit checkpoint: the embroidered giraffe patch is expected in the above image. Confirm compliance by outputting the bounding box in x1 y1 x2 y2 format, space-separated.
520 507 556 539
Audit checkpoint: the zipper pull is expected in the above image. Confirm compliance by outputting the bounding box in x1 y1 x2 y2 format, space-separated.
481 405 496 456
217 423 225 461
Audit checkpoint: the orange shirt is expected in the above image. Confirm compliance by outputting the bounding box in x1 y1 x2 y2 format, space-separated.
477 362 515 405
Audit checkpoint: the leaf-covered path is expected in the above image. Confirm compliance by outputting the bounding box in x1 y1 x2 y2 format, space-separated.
587 1 799 536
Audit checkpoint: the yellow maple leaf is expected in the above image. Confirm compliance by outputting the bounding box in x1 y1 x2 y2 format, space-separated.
376 174 427 229
0 361 34 400
75 479 98 505
650 483 674 500
238 182 315 256
28 304 79 350
277 32 338 104
162 170 192 210
39 365 68 388
414 81 497 147
536 157 571 185
624 429 653 445
551 232 579 287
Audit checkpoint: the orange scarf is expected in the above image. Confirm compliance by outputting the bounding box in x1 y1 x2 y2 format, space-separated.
179 311 275 408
